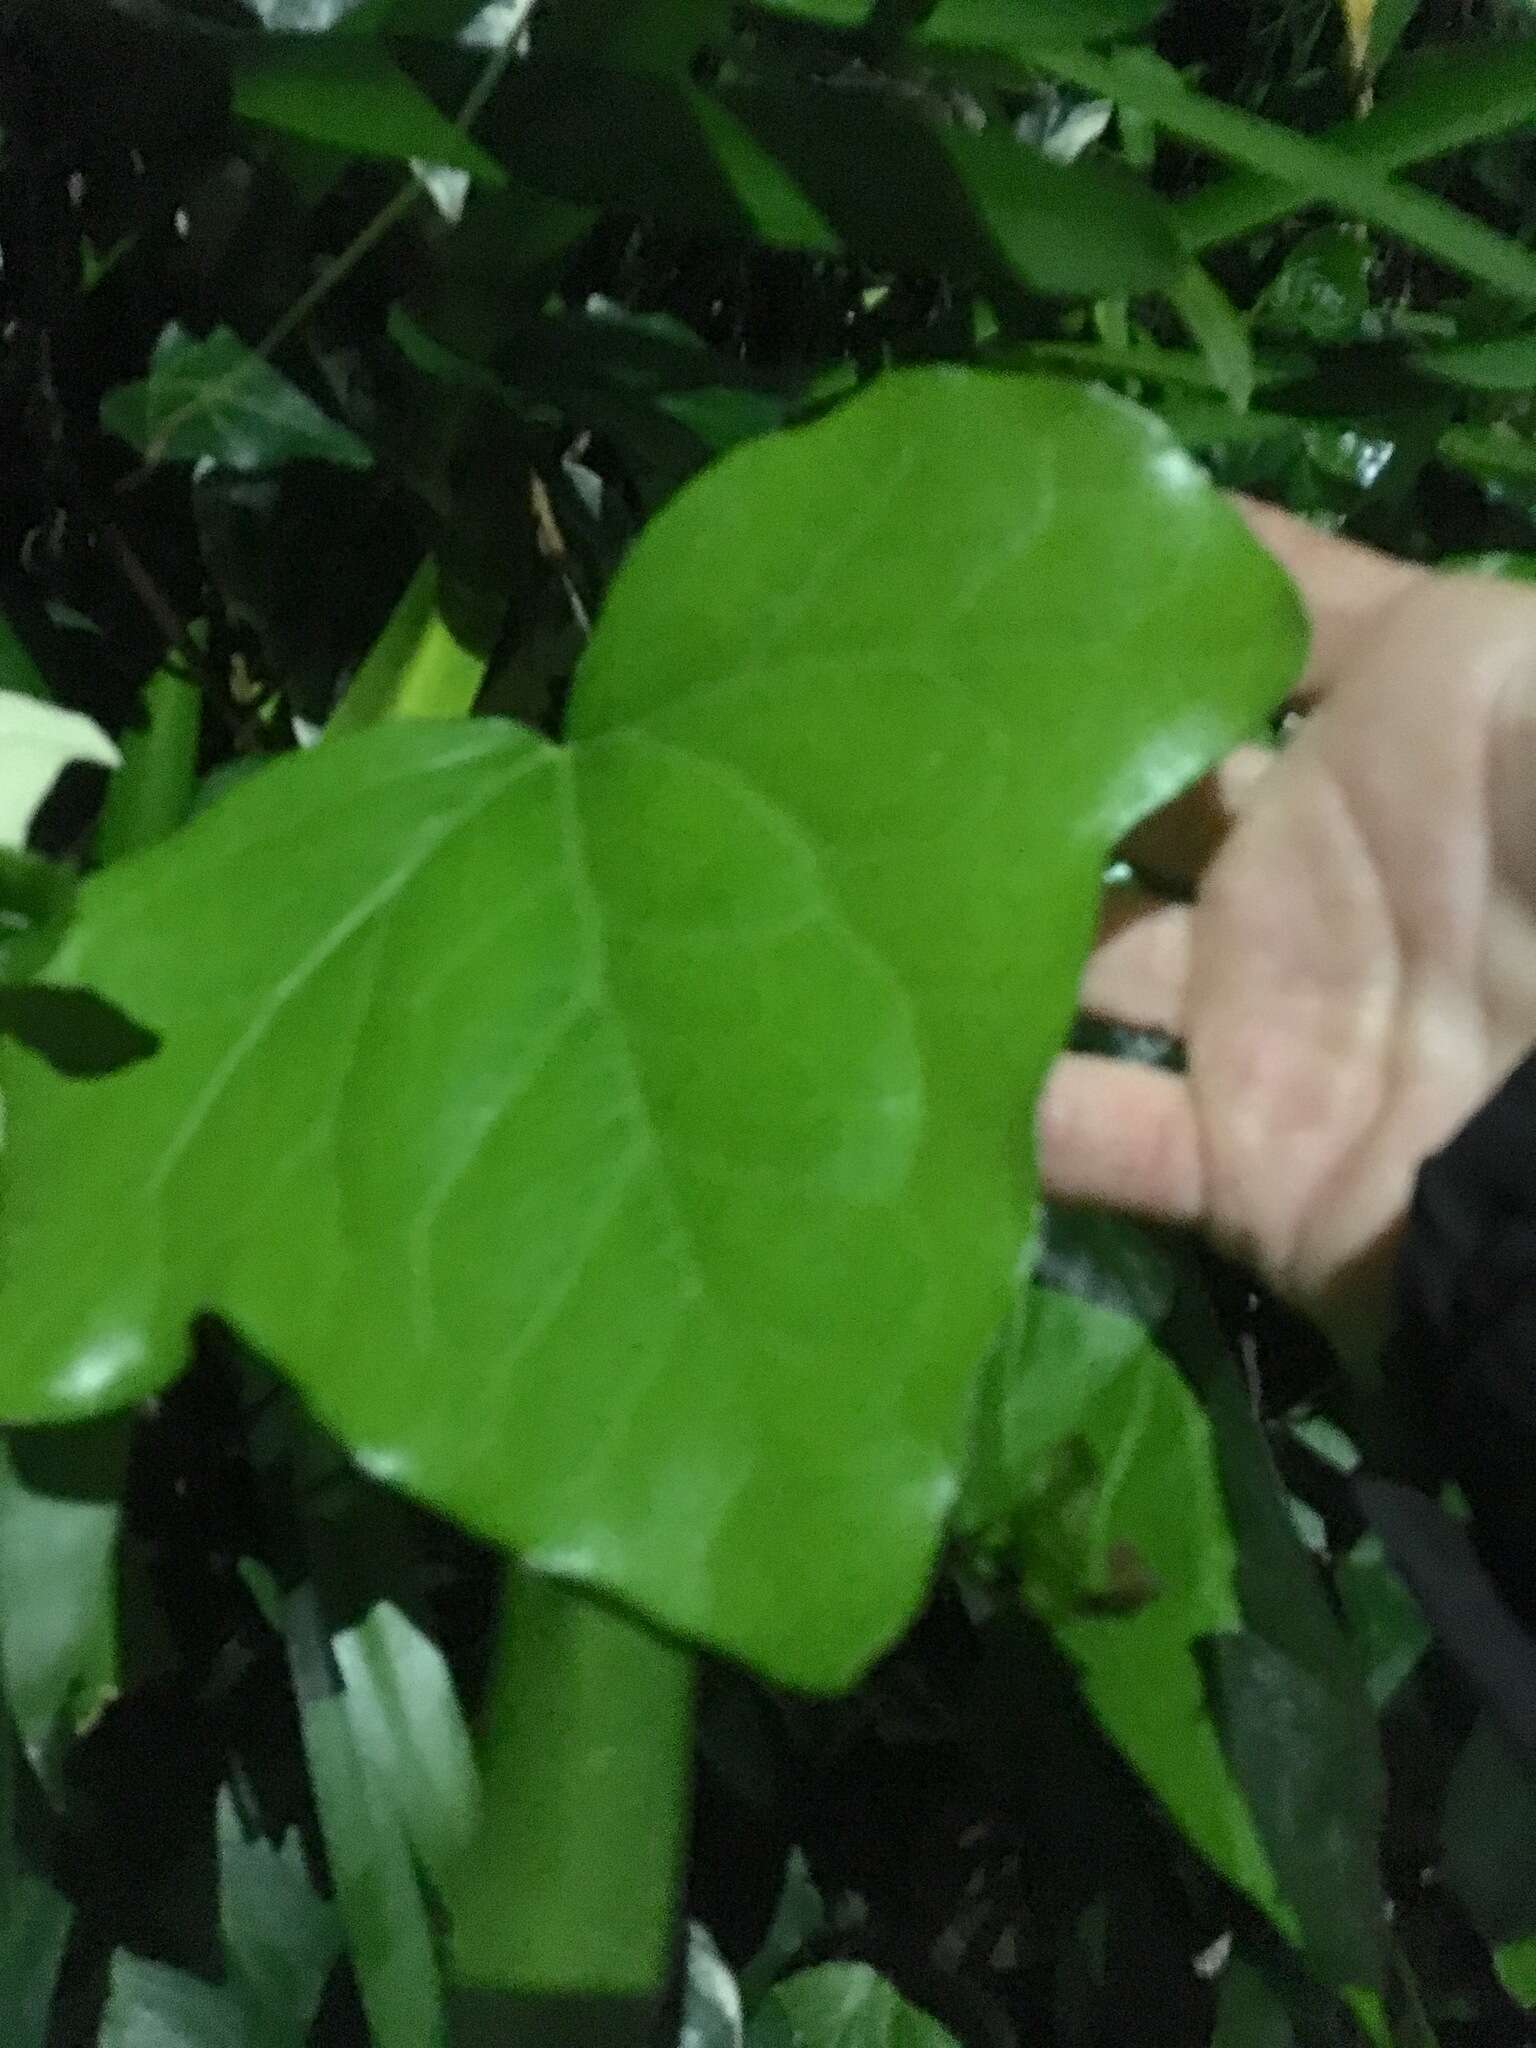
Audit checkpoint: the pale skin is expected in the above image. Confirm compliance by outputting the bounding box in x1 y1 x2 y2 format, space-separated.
1036 502 1536 1358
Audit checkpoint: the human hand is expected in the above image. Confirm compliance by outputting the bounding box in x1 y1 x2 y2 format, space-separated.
1037 504 1536 1354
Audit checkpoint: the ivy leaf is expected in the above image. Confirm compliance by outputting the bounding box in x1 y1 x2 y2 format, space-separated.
0 372 1304 1688
962 1281 1290 1934
232 39 506 185
750 1964 958 2047
101 326 374 475
0 691 118 853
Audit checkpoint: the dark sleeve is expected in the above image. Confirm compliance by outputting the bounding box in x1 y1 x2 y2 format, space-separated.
1354 1050 1536 1751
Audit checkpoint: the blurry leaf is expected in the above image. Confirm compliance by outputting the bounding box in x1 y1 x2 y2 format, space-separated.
480 65 1185 298
0 1424 127 1777
682 1923 745 2048
1167 262 1255 411
232 38 506 184
1178 41 1536 254
332 1600 478 1892
1204 1634 1386 1994
0 1718 72 2048
101 326 373 474
1254 229 1376 345
0 693 118 854
0 373 1303 1690
326 560 489 737
535 0 734 69
1410 334 1536 392
284 1583 447 2048
1446 551 1536 581
1213 1957 1295 2047
1034 45 1536 306
739 1851 825 2013
1334 1533 1431 1710
0 614 49 703
1442 1713 1536 1952
99 1954 251 2048
752 1963 958 2047
217 1786 341 2047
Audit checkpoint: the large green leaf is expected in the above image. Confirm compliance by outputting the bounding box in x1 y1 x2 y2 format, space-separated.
101 326 373 475
478 65 1184 299
751 1964 958 2047
0 372 1303 1688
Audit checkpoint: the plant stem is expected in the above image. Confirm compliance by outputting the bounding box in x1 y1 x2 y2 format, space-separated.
448 1568 695 2006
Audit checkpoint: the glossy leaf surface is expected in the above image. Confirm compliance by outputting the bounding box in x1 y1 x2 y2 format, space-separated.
0 373 1304 1687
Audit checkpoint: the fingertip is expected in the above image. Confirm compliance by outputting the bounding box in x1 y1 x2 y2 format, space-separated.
1036 1054 1204 1227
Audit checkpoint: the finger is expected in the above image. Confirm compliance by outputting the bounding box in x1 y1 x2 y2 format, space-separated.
1119 741 1273 890
1036 1054 1204 1226
1078 885 1191 1035
1235 497 1424 703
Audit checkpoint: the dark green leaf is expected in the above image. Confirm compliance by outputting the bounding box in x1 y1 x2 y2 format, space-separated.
1212 1957 1296 2048
1441 1713 1536 1951
753 1964 958 2047
0 1718 72 2048
1333 1534 1431 1711
101 326 374 474
0 1423 127 1775
0 373 1303 1689
1254 229 1377 346
480 65 1185 299
0 613 49 703
232 38 506 183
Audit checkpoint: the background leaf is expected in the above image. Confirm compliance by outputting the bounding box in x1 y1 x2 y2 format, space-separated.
100 327 374 474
